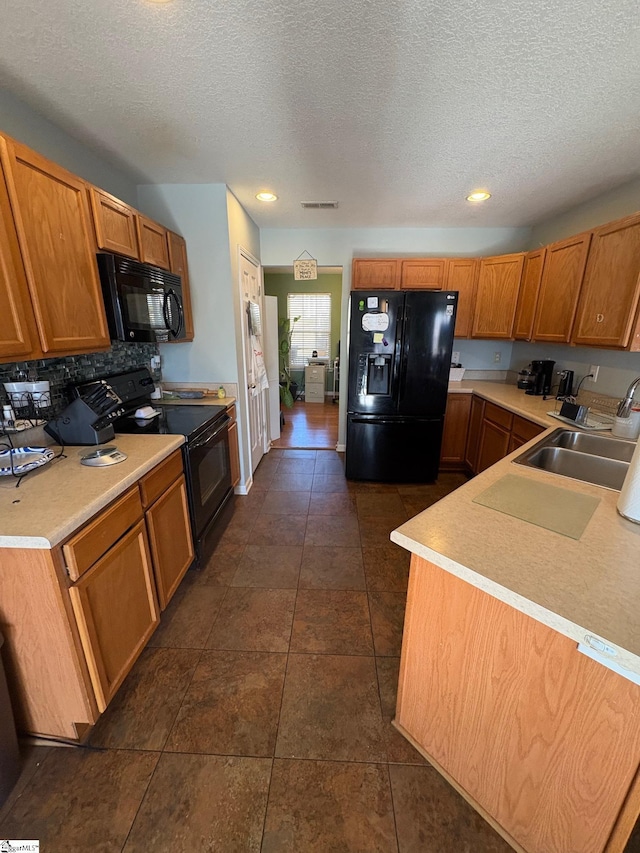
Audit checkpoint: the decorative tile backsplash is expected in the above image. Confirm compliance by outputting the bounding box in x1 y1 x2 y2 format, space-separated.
0 342 161 416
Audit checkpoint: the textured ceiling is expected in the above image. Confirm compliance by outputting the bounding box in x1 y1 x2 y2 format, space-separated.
1 0 639 228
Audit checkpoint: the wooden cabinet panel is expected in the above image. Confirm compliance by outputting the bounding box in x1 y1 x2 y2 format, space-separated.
572 213 640 349
139 449 184 509
0 156 38 361
136 214 170 269
89 187 139 258
511 414 544 444
533 231 592 343
69 521 159 712
63 487 143 581
471 253 524 339
145 476 194 610
401 259 446 290
228 419 240 487
483 401 514 431
513 248 546 341
167 231 194 340
444 258 478 338
352 259 401 290
440 393 472 468
1 137 110 355
397 557 640 853
477 419 511 472
464 395 485 473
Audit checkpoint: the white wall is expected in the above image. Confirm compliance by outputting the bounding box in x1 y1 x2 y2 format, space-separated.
137 183 237 384
530 177 640 247
261 226 531 446
0 88 139 205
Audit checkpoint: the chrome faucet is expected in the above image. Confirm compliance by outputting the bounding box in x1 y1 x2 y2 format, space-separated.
617 376 640 418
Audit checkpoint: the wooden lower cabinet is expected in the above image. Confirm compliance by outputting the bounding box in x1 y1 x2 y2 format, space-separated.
69 521 159 712
396 556 640 853
440 393 472 469
228 404 241 487
464 395 485 472
470 398 544 474
145 475 194 610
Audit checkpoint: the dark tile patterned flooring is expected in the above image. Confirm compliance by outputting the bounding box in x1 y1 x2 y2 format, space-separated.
0 451 520 852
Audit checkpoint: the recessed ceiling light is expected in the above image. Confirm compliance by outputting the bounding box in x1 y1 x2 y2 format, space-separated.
256 192 278 202
466 191 491 202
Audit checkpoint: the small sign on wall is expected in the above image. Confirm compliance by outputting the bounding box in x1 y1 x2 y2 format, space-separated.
293 250 318 280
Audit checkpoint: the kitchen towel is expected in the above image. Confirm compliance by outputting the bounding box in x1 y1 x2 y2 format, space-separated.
473 474 600 539
617 440 640 524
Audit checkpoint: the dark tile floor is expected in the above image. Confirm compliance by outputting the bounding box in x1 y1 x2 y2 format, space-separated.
0 451 519 851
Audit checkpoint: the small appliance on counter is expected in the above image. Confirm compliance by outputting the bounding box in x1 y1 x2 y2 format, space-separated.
80 446 128 467
524 359 556 397
517 366 536 392
556 369 575 399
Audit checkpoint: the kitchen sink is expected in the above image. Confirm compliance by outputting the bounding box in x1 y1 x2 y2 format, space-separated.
513 428 634 490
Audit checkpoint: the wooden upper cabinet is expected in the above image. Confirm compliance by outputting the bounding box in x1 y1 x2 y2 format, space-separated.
444 258 479 338
0 154 39 361
89 187 140 259
352 259 401 290
167 230 194 340
471 253 524 339
572 213 640 350
0 137 110 355
513 248 546 341
136 214 170 269
532 231 591 343
401 259 446 290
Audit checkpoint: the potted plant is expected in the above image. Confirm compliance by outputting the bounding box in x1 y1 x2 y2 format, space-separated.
278 316 300 408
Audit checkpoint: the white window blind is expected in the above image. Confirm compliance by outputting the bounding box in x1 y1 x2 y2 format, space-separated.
287 293 331 369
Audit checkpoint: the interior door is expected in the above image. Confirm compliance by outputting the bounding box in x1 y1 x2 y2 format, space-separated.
239 250 267 474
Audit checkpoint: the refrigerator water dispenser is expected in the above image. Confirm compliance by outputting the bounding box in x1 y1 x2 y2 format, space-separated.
366 354 392 395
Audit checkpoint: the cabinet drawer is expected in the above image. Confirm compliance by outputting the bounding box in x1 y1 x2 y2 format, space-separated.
512 415 544 443
483 401 513 431
139 449 184 509
63 487 143 581
226 404 236 421
305 383 325 402
305 366 325 383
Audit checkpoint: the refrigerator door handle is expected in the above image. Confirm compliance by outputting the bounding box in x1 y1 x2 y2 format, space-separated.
397 304 411 403
350 416 440 425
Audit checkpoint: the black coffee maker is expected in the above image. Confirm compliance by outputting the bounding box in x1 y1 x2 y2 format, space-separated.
526 359 555 396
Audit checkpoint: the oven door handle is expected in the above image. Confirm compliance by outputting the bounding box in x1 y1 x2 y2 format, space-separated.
190 415 230 450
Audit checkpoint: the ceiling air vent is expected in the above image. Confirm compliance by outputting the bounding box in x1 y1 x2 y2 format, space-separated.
300 201 339 209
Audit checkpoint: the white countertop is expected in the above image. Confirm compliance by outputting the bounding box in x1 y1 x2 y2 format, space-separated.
0 434 184 549
392 385 640 675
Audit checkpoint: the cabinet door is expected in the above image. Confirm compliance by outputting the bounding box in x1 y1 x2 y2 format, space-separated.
397 557 640 853
444 258 479 338
513 248 546 340
532 232 591 343
0 137 110 354
146 475 194 610
401 259 446 290
464 395 485 473
477 418 511 472
440 394 472 468
167 231 195 340
89 187 140 258
136 215 170 269
228 418 241 487
471 253 524 339
352 259 401 290
572 213 640 349
69 521 159 712
0 155 38 361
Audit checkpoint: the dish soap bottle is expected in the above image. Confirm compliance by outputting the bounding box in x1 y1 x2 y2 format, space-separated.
217 386 225 399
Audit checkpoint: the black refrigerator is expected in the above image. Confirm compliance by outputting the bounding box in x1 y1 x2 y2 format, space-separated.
345 289 457 482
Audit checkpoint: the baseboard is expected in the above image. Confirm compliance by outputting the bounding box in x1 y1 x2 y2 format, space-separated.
336 443 346 452
234 476 252 496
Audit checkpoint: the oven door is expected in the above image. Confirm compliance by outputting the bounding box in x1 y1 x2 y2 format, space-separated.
185 414 233 537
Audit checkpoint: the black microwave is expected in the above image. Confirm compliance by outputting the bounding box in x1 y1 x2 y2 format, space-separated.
97 252 187 343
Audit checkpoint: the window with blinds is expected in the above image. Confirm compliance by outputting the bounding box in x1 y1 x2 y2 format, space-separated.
287 293 331 368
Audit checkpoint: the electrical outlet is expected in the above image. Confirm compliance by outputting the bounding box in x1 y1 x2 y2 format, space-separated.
589 364 600 382
493 351 501 363
452 351 460 364
150 355 161 371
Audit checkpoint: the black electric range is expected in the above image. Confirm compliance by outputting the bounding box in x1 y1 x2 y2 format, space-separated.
75 369 235 565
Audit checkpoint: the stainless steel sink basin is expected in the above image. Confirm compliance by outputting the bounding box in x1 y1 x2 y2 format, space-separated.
514 428 634 490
